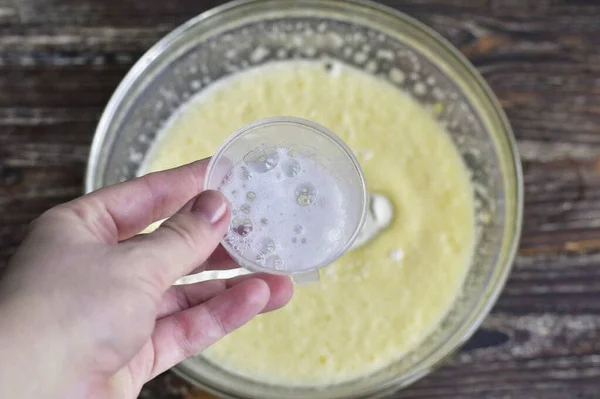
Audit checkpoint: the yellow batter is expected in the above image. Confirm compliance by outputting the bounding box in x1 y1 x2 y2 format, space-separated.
141 61 474 386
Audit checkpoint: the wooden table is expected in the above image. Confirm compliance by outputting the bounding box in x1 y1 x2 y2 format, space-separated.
1 1 599 398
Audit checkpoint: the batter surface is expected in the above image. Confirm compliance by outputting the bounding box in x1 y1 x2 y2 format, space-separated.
141 61 474 386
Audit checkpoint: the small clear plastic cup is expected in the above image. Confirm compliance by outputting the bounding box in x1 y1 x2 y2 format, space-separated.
205 116 367 283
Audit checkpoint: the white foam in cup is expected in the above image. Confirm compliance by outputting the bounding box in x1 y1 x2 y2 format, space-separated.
205 117 367 279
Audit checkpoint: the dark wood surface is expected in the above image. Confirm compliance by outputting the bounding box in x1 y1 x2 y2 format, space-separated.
1 0 599 398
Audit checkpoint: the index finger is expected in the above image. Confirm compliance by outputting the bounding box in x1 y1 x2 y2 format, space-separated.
68 159 209 243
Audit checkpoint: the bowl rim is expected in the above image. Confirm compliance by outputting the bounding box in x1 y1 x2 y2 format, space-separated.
85 0 524 396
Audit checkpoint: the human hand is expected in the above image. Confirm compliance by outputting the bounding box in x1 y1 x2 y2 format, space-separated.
0 159 293 399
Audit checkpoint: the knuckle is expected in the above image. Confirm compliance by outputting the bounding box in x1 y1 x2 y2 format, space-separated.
118 244 168 289
118 243 152 269
39 204 69 221
28 205 70 231
68 200 118 242
172 312 198 359
172 305 227 359
34 201 118 243
160 216 208 251
204 304 227 337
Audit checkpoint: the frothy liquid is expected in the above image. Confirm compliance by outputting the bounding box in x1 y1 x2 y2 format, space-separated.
141 61 474 386
220 148 346 272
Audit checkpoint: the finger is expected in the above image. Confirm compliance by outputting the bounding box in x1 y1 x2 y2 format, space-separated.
59 159 209 243
120 190 230 288
157 273 293 318
189 245 239 275
149 278 270 378
124 226 236 277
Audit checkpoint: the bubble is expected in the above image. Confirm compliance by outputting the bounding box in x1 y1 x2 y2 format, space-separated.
240 166 253 180
295 183 317 206
246 191 256 201
284 159 302 178
327 227 342 242
244 147 279 173
240 204 251 214
287 149 297 158
233 219 253 237
255 253 266 264
294 225 304 234
259 238 276 255
265 255 283 270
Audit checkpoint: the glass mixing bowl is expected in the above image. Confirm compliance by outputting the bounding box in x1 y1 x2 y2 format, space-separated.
85 0 523 397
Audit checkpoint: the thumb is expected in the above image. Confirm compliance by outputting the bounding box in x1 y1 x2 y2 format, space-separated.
123 190 230 288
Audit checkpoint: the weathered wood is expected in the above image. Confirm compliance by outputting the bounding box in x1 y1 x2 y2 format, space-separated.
0 0 599 398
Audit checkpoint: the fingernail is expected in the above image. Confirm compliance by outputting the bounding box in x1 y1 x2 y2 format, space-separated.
192 190 228 224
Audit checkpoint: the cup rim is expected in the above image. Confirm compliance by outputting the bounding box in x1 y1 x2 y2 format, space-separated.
205 116 369 276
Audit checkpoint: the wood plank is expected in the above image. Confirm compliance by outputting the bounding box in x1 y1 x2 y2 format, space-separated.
14 0 222 26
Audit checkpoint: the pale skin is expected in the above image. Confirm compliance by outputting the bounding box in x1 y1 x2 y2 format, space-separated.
0 158 294 399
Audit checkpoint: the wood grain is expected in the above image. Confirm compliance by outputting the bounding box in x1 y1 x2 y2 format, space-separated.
0 0 599 398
